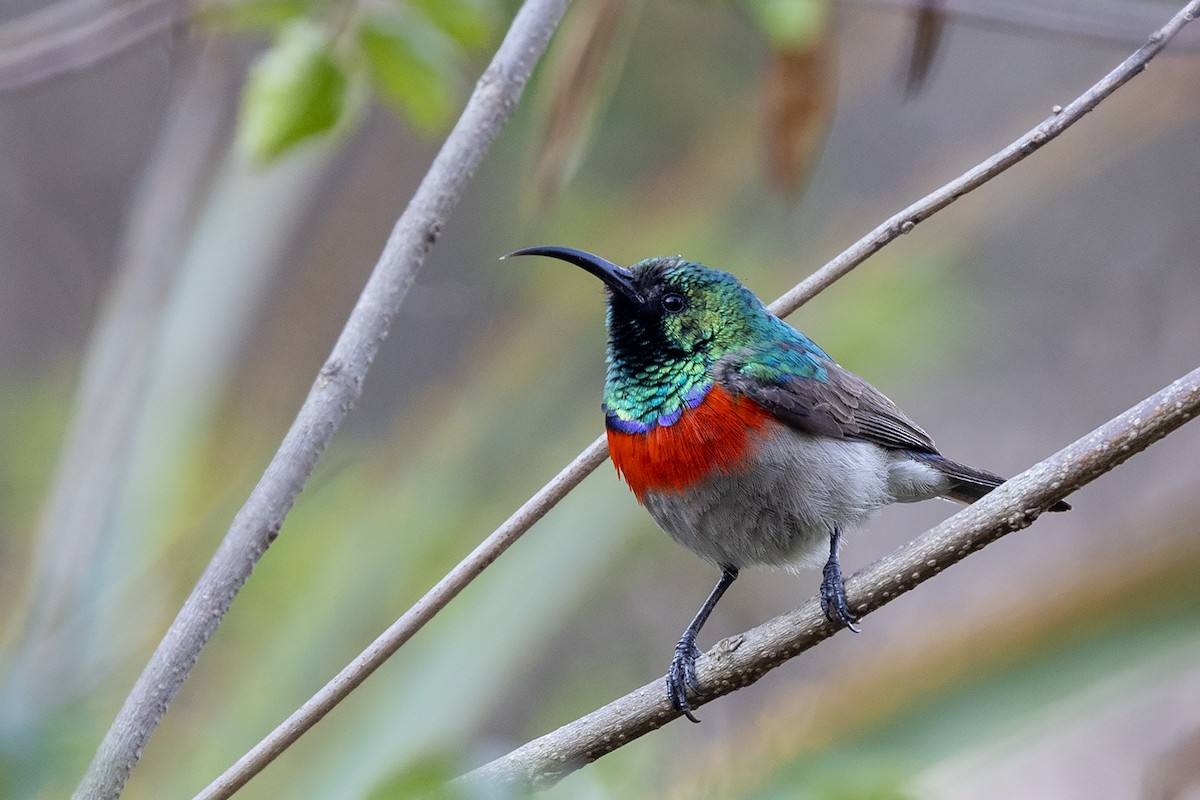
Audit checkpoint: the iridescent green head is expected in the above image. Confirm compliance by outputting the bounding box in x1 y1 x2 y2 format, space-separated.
507 246 820 431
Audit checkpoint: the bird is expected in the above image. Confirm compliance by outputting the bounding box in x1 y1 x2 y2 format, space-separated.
505 245 1070 722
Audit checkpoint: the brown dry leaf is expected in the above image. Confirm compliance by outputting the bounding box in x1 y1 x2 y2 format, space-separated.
762 38 835 195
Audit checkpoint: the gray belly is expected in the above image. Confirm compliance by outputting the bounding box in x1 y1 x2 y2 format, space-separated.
641 428 950 569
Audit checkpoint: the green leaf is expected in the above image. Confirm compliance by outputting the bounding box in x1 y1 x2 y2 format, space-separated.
198 0 316 32
408 0 495 48
742 0 831 49
358 16 455 133
360 751 470 800
238 20 348 163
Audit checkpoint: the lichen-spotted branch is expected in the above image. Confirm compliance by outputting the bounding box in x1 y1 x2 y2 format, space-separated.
462 366 1200 792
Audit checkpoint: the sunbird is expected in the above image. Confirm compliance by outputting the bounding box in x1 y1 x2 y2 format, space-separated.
508 246 1070 722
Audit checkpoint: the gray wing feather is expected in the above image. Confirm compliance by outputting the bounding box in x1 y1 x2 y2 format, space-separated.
716 350 939 454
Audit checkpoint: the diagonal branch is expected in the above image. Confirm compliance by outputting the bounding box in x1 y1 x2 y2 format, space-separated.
71 1 572 799
192 0 1200 793
462 366 1200 792
4 0 1196 97
769 0 1200 318
850 0 1200 51
190 440 609 800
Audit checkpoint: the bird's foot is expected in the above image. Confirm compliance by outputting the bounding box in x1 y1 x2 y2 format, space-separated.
666 639 704 723
820 558 861 632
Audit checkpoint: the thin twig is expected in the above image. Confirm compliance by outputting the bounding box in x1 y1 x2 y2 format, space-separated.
192 440 609 800
3 0 1195 96
462 366 1200 792
71 2 572 798
770 0 1200 318
194 0 1200 791
850 0 1200 51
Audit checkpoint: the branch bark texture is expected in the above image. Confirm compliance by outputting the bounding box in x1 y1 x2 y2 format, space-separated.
194 0 1200 791
463 366 1200 792
192 440 608 800
71 2 572 798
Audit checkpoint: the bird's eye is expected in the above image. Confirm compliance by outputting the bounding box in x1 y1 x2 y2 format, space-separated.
661 292 687 313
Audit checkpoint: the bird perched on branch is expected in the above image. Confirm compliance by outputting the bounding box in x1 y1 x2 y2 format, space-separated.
506 246 1070 722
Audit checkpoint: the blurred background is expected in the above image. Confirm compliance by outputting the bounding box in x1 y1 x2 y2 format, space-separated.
1 0 1198 797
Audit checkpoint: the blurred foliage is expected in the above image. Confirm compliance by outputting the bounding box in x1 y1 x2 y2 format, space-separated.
743 0 831 49
358 13 456 133
208 0 501 161
528 0 836 206
239 19 350 161
360 751 470 800
2 0 1199 799
529 0 642 210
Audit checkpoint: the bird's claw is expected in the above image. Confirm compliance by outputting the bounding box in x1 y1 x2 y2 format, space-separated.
666 640 703 722
820 559 861 632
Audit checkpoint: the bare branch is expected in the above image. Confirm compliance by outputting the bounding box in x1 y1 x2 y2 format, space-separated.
5 0 1195 97
70 2 572 798
191 439 609 800
194 0 1200 790
769 0 1200 318
849 0 1200 51
462 366 1200 792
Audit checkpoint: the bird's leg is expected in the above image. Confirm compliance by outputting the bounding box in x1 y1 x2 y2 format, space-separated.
667 565 739 723
820 525 861 632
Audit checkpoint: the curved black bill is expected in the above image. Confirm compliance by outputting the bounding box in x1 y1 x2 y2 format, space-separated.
503 245 643 303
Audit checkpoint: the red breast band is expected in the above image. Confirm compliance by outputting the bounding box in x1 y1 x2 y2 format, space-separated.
607 384 771 501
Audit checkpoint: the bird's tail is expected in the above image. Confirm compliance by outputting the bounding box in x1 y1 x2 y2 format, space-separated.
915 452 1071 512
